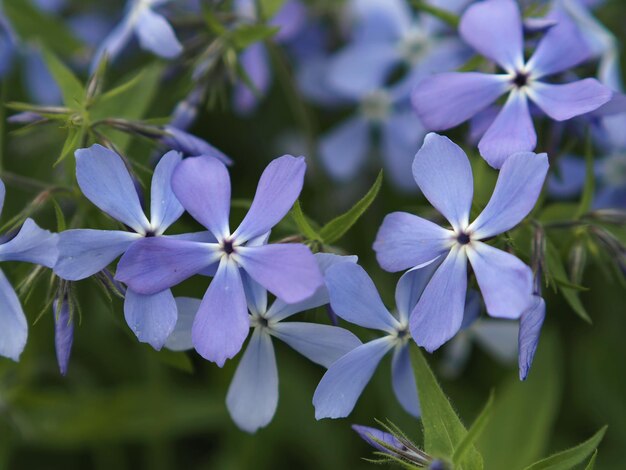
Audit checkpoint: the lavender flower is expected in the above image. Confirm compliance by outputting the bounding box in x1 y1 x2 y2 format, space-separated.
116 155 324 366
374 133 549 351
412 0 612 168
92 0 182 70
518 295 546 380
0 180 58 361
313 263 423 419
54 145 207 350
53 296 74 376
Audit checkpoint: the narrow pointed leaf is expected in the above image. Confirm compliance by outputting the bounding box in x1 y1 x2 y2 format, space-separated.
522 426 606 470
320 170 383 244
289 200 321 242
41 49 85 108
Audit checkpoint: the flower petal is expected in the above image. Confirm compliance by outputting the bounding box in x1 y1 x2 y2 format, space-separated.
391 344 420 417
479 91 537 169
313 337 393 419
241 270 268 316
319 116 370 181
233 156 306 242
467 242 534 319
527 79 612 121
374 212 451 273
0 268 27 361
469 152 549 239
325 262 399 332
413 133 474 230
171 156 231 239
410 246 468 352
526 11 591 78
233 43 271 114
53 298 73 376
0 218 57 268
236 243 323 304
75 145 150 234
352 425 406 457
412 73 509 131
165 297 201 352
54 229 140 281
226 329 278 433
134 7 183 59
162 126 232 164
192 259 250 366
270 322 362 368
149 151 184 233
459 0 524 71
395 263 439 323
518 296 546 380
124 289 178 350
0 179 5 218
116 237 218 294
350 0 411 43
91 14 134 70
327 43 399 99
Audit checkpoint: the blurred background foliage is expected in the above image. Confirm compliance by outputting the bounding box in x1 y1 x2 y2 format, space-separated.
0 0 625 469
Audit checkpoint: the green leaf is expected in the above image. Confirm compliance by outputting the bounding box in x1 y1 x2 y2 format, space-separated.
320 170 383 244
453 392 494 466
3 0 82 55
522 426 607 470
478 331 563 469
54 126 83 166
289 201 321 242
230 24 279 50
575 131 595 219
584 451 598 470
410 346 483 468
545 239 592 323
50 197 67 232
41 48 85 109
151 349 194 374
259 0 287 19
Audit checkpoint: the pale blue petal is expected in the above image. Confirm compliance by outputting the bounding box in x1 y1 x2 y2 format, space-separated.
134 7 183 59
467 242 534 319
528 79 612 121
412 133 474 230
381 110 425 192
469 152 549 239
313 337 393 419
54 229 141 281
192 259 250 366
75 145 150 234
165 297 201 352
391 344 420 417
150 151 184 233
547 155 587 199
0 268 27 361
325 262 399 332
124 289 177 350
241 270 267 316
53 298 73 376
233 43 271 114
233 156 306 242
395 263 439 323
270 322 362 368
374 211 451 272
518 296 545 380
410 246 467 352
226 329 278 433
0 218 58 268
350 0 411 43
478 92 537 169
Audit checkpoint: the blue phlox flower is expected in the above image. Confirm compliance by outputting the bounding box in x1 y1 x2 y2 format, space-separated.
0 179 58 361
115 154 324 366
313 262 427 419
413 0 613 168
53 145 208 350
374 133 549 352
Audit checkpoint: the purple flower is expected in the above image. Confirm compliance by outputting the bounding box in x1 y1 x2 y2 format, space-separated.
374 133 549 352
54 145 205 350
115 155 324 366
169 254 361 432
412 0 612 168
518 295 546 380
161 125 232 165
92 0 182 70
53 297 74 376
0 180 58 361
313 263 424 419
353 424 434 466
